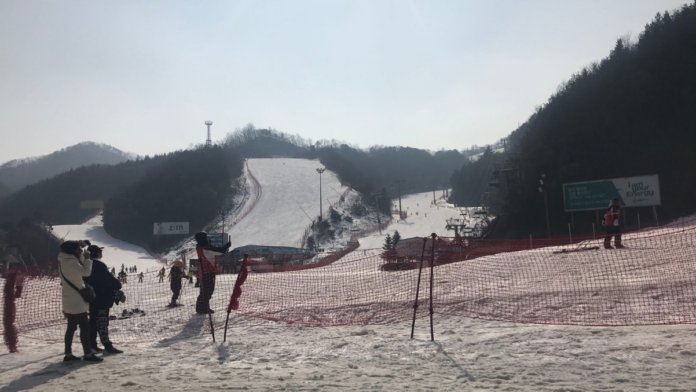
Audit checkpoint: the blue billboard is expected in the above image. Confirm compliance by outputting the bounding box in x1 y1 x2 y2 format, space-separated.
563 175 660 212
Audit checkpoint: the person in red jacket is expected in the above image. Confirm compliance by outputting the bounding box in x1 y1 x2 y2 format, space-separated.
602 198 624 249
194 232 231 314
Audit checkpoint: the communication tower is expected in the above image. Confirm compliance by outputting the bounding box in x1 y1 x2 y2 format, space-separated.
205 120 213 147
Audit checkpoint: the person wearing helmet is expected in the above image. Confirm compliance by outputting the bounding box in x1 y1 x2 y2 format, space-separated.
194 232 231 314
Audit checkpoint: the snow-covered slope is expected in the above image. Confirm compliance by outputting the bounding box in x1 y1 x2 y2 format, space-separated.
357 190 467 249
227 158 347 248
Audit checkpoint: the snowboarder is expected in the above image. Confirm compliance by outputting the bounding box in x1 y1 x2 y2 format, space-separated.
603 198 624 249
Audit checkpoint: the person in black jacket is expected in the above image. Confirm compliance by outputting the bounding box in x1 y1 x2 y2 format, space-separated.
85 245 124 354
167 260 185 307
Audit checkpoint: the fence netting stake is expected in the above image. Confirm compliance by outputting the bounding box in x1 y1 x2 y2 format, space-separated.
410 237 428 339
429 233 436 342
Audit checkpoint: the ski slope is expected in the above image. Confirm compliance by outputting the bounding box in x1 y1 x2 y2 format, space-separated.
226 158 347 248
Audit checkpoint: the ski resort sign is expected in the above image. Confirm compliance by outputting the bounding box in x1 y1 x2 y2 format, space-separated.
153 222 190 235
563 175 661 212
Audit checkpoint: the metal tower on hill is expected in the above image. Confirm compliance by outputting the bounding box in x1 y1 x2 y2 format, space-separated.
205 120 213 147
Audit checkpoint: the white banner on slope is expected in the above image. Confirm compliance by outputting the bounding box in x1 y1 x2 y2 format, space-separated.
153 222 190 235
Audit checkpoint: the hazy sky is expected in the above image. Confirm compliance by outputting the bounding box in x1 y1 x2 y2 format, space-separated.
0 0 689 163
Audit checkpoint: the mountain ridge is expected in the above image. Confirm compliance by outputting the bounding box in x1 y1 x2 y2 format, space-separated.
0 141 136 196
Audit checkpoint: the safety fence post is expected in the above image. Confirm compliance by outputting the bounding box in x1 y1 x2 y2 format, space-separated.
410 238 428 339
429 233 436 342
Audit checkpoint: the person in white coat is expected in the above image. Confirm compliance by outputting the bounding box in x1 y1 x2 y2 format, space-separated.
59 240 103 363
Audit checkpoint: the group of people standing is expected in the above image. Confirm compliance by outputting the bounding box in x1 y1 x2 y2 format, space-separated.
58 230 231 362
59 240 124 363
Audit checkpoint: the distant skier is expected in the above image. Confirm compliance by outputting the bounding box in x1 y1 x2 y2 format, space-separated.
194 231 230 314
138 272 144 283
157 267 166 283
603 198 624 249
167 260 184 307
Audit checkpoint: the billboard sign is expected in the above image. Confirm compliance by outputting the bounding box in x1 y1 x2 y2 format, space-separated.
563 175 660 212
207 232 230 247
153 222 190 235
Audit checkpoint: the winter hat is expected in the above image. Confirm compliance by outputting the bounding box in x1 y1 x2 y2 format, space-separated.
194 231 208 245
87 244 104 259
60 241 81 255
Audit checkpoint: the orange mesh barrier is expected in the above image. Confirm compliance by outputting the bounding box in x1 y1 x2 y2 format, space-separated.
3 224 696 350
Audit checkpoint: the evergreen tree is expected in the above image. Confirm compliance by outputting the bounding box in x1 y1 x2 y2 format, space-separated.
392 230 401 246
383 234 393 250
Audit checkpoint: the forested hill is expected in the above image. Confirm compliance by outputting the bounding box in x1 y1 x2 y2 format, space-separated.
451 4 696 237
0 141 134 196
0 146 244 257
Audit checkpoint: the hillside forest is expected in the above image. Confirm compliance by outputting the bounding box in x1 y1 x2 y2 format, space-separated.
453 5 696 237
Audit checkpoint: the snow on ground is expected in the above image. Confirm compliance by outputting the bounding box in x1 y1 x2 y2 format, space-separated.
2 158 696 391
357 191 466 249
51 215 163 273
227 158 347 249
3 315 696 391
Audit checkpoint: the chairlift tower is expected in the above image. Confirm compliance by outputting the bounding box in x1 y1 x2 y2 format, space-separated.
205 121 213 147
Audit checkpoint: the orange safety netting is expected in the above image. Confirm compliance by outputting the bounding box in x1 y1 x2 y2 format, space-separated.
2 223 696 350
